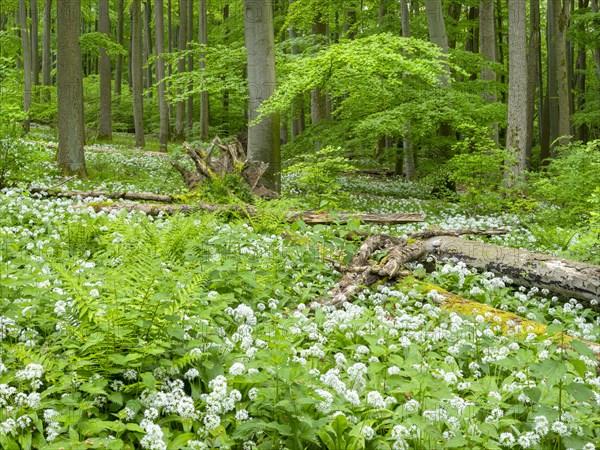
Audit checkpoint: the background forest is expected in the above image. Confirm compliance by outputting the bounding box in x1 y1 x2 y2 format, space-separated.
0 0 600 449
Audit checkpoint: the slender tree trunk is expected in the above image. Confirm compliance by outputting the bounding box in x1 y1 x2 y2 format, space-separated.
425 0 449 85
378 0 386 27
98 0 112 140
525 0 541 165
131 0 145 147
221 3 229 131
495 0 506 91
465 7 479 54
400 0 415 180
244 0 281 191
143 1 153 98
155 0 169 151
310 15 328 126
480 0 498 144
114 0 124 101
555 0 572 145
186 0 194 130
42 0 51 101
175 0 187 140
19 0 32 133
505 0 527 187
199 0 209 140
30 0 39 86
289 0 304 139
547 0 560 151
56 0 87 177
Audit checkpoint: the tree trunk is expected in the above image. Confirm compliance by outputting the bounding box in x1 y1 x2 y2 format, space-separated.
143 1 153 98
555 0 571 145
42 0 52 101
480 0 498 144
310 15 328 125
98 0 112 141
289 0 304 139
114 0 124 101
30 0 39 86
221 3 229 132
505 0 528 187
56 0 87 177
154 0 170 151
199 0 209 140
131 0 145 147
400 0 415 180
19 0 32 133
425 0 449 85
525 0 541 164
175 0 187 140
186 0 194 130
244 0 281 192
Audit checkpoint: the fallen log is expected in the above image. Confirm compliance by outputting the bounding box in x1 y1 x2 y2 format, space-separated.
324 232 600 310
424 236 600 308
83 201 424 225
30 188 175 203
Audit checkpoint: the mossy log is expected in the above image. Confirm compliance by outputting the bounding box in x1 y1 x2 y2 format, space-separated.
325 231 600 309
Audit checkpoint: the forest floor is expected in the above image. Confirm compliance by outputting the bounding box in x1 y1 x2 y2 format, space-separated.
0 127 598 449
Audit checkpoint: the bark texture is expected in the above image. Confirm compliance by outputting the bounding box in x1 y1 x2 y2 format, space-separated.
42 0 52 101
154 0 170 151
19 0 32 133
56 0 87 177
175 0 187 139
98 0 112 140
199 0 209 140
131 0 146 147
244 0 281 191
479 0 498 144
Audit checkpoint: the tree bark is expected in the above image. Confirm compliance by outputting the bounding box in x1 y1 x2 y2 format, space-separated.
131 0 146 147
154 0 170 151
326 233 600 309
175 0 187 140
592 0 600 80
19 0 32 133
186 0 194 130
98 0 112 141
42 0 51 101
56 0 87 177
399 0 415 180
114 0 124 101
525 0 541 163
480 0 498 144
199 0 209 140
244 0 281 192
289 0 304 139
30 0 39 86
143 1 153 98
504 0 527 187
555 0 572 145
310 15 328 125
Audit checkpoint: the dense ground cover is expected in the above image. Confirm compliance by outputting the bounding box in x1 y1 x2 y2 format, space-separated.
0 130 599 449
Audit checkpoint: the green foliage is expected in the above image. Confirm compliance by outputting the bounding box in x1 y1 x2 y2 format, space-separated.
79 32 128 58
284 146 355 209
529 140 600 224
0 134 54 188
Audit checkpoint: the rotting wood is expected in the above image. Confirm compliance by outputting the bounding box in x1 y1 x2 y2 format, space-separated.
79 200 424 225
30 188 175 203
323 231 600 310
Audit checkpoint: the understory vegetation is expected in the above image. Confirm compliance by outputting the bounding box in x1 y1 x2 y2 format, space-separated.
0 126 599 449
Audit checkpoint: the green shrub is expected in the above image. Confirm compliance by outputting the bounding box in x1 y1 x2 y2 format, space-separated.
529 140 600 224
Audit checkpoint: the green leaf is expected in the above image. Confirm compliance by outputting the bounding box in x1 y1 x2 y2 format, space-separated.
167 433 197 450
565 382 595 403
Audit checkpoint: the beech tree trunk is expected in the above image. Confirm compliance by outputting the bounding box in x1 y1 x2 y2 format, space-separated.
244 0 281 191
526 0 541 162
42 0 51 101
555 0 571 145
19 0 32 133
289 0 304 139
186 0 194 130
425 0 449 85
592 0 600 80
143 1 153 98
114 0 124 101
30 0 39 86
98 0 112 141
400 0 415 180
175 0 187 140
479 0 498 144
310 15 328 125
131 0 146 147
505 0 527 187
154 0 170 151
56 0 87 177
199 0 209 140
